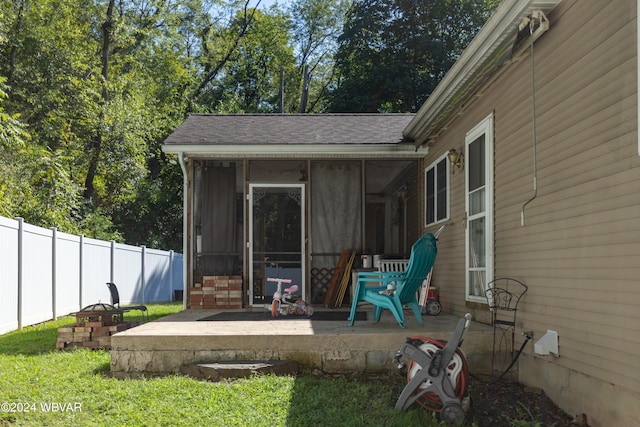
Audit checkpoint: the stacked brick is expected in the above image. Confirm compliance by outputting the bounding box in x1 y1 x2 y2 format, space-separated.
189 275 242 309
57 321 138 350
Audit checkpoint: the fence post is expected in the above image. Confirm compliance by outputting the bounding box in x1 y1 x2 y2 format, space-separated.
169 250 174 301
16 217 23 329
110 240 115 284
79 235 84 309
141 245 146 304
52 227 57 320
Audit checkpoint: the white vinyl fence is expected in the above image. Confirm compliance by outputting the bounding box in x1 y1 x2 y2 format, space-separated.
0 216 183 334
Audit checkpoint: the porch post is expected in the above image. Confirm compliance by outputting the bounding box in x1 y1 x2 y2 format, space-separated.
361 160 366 252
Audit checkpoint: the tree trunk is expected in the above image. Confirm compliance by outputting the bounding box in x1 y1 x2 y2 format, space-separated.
7 0 27 87
84 0 114 200
191 1 258 102
298 64 310 113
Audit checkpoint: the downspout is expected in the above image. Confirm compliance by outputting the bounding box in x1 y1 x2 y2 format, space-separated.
178 153 188 309
521 17 538 226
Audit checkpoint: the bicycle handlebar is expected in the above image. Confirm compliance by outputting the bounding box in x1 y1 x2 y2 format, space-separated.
267 277 292 283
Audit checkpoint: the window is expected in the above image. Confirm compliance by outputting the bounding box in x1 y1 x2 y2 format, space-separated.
424 154 449 226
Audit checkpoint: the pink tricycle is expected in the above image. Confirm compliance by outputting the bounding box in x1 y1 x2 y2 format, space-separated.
267 277 313 318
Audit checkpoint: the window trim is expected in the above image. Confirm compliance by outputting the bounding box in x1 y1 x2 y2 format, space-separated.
424 153 450 227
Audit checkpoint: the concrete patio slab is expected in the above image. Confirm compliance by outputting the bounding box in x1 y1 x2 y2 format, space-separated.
110 309 495 378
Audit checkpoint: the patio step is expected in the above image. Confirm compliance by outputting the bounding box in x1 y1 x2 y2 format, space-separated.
180 360 299 381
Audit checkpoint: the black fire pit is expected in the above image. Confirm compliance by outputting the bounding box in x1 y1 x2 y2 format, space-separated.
75 303 124 327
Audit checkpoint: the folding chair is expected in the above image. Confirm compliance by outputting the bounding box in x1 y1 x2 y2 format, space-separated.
106 282 148 322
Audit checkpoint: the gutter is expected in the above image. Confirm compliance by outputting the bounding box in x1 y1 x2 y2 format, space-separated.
162 144 428 159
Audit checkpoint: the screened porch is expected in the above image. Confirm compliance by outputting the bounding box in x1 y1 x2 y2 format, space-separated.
191 158 421 307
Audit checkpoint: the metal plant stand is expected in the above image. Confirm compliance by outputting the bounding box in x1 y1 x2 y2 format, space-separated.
484 278 528 375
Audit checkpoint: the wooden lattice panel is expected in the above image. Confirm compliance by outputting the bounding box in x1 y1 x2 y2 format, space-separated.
310 267 333 305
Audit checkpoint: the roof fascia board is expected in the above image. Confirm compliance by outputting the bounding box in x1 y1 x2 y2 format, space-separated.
162 143 429 159
404 0 560 145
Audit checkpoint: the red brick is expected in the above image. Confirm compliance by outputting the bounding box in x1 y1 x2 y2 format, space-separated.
228 282 242 291
91 327 112 337
85 321 105 328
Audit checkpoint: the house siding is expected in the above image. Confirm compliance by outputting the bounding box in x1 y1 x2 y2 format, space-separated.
422 0 640 425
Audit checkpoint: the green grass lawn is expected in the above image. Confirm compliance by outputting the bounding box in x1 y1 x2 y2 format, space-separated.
0 303 447 427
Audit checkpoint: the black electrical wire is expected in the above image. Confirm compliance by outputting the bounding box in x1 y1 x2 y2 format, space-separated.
489 335 531 383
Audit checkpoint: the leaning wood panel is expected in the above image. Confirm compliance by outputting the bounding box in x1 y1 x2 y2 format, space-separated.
323 249 352 307
334 251 356 308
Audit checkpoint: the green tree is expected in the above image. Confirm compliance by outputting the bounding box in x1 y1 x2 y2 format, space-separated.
288 0 348 113
0 0 188 243
0 76 30 219
2 0 499 248
329 0 499 112
94 0 202 247
0 0 117 236
194 6 296 113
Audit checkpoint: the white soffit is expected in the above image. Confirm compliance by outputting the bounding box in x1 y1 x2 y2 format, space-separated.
404 0 562 146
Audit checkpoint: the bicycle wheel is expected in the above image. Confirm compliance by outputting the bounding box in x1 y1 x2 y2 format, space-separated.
293 300 307 315
271 300 281 318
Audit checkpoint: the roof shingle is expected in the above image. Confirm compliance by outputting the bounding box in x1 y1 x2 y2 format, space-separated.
164 113 415 145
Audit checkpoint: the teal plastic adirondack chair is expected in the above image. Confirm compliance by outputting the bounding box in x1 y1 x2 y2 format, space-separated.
348 233 438 328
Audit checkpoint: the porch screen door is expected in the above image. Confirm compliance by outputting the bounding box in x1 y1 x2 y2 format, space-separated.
249 184 305 306
465 115 493 302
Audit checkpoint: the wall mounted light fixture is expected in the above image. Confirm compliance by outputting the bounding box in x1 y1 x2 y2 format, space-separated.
448 148 464 174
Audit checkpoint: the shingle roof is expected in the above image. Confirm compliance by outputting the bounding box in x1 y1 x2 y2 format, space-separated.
164 113 415 145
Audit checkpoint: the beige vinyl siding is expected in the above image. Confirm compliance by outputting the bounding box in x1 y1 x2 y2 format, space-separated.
498 0 640 395
424 144 469 318
422 0 640 400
